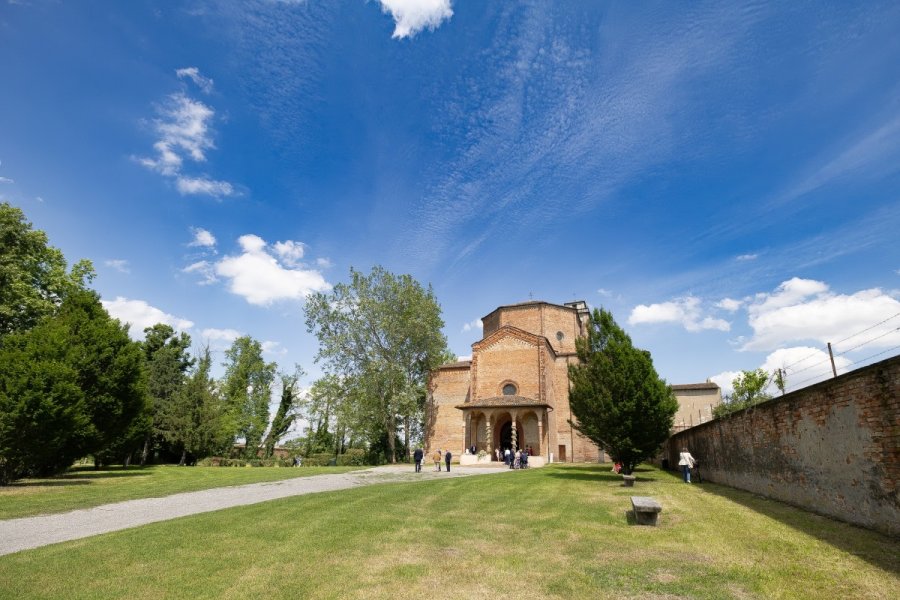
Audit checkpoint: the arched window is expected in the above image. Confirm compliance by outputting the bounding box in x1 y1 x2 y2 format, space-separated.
502 383 517 396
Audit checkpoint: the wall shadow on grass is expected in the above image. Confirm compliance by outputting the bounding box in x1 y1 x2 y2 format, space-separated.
544 464 659 483
697 480 900 576
10 469 150 487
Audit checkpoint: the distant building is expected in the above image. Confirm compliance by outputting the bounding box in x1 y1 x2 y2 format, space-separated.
671 383 722 431
424 299 720 464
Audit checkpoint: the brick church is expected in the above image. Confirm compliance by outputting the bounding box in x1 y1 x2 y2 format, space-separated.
424 300 720 465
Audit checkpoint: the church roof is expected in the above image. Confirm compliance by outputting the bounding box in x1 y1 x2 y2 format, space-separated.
456 395 552 410
435 360 472 370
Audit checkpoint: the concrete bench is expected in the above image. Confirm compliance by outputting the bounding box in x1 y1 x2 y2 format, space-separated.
631 496 662 526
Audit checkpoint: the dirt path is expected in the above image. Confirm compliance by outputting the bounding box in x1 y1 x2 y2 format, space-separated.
0 464 509 557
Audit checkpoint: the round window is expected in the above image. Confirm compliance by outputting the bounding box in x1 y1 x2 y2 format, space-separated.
502 383 517 396
556 331 564 341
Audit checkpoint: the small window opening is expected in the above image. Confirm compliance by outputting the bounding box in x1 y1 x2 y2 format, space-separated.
502 383 517 396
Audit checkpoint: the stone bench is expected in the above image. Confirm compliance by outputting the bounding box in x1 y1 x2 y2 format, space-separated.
631 496 662 526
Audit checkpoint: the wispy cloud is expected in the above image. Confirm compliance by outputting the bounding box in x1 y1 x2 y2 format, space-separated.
101 297 194 339
462 318 482 333
0 177 13 184
189 227 217 249
377 0 453 39
182 260 218 285
176 66 214 93
135 71 236 198
736 253 758 261
104 259 130 274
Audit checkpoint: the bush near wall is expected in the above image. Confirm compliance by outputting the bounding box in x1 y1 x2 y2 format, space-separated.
197 457 292 468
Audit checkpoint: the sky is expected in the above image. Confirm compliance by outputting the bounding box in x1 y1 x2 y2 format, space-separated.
2 0 899 404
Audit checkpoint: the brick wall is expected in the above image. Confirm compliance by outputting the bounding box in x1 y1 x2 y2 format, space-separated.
667 356 900 536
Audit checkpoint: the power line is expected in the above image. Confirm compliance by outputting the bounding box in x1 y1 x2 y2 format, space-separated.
843 344 900 369
786 355 831 377
834 327 900 356
833 311 900 345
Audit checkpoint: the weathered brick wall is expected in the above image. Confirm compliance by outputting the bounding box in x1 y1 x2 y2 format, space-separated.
425 366 470 455
667 356 900 536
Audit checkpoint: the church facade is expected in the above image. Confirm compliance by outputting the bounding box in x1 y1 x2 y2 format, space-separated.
425 300 602 464
424 299 721 464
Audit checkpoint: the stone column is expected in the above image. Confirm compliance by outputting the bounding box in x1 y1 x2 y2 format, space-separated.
511 410 518 451
465 413 472 449
537 410 544 456
485 414 492 455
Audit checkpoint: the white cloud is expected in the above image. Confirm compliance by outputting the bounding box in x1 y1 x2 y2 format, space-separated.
743 278 900 352
0 177 13 184
136 90 236 197
182 260 218 285
200 328 242 342
716 298 742 312
628 296 730 332
262 340 288 355
736 253 758 261
104 259 130 274
176 175 234 197
597 288 613 297
102 297 194 339
214 234 331 305
378 0 453 39
189 227 217 248
273 240 305 267
176 67 214 93
462 318 483 333
708 370 742 398
316 257 334 269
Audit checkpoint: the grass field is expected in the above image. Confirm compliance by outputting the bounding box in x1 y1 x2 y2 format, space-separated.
1 464 897 599
0 465 363 520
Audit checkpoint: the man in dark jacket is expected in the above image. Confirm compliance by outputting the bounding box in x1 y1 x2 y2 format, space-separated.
413 447 423 473
445 449 452 472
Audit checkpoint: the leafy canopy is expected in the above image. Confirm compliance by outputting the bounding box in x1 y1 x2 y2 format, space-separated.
567 308 678 475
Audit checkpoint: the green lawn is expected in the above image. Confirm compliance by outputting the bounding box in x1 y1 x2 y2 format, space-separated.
0 465 363 520
1 464 897 599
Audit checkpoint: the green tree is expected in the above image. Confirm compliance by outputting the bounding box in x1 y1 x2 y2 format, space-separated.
0 202 94 336
139 324 194 464
0 290 145 483
263 365 305 458
159 346 229 464
567 308 678 475
304 266 448 463
222 336 276 458
713 369 773 418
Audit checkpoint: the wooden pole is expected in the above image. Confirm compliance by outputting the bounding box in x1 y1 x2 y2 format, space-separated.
827 342 837 378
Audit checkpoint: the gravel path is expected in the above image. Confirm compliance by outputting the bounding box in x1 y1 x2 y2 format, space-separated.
0 464 508 557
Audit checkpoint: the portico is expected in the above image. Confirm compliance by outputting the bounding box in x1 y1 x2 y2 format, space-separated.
458 397 550 458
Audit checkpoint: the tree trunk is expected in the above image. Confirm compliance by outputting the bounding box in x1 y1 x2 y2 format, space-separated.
124 454 131 468
140 436 150 466
388 412 397 464
403 416 410 462
179 449 187 466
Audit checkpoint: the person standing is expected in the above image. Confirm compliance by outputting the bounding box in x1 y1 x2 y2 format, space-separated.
678 447 696 483
445 449 452 472
434 449 442 472
413 447 423 473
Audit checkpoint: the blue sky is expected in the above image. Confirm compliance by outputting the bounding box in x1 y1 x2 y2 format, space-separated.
2 0 899 402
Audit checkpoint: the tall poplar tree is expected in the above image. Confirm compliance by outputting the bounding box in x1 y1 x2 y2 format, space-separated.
568 308 678 475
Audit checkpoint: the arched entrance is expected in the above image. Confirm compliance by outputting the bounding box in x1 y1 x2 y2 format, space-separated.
496 417 523 451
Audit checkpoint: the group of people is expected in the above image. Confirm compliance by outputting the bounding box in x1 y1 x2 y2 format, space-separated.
412 447 451 472
496 446 529 469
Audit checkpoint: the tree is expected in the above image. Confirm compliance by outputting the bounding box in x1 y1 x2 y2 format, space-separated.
222 336 276 458
713 369 773 418
567 308 678 475
139 324 194 464
304 266 448 463
0 290 145 483
0 202 94 336
159 346 229 464
263 365 305 458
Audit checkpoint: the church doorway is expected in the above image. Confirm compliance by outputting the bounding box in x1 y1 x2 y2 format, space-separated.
497 419 522 451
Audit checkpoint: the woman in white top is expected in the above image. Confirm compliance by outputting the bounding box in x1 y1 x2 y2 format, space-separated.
678 448 696 483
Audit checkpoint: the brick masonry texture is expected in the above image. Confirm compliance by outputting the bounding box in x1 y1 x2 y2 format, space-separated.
667 355 900 536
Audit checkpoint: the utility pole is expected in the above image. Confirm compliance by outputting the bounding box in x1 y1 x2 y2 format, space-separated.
827 342 837 378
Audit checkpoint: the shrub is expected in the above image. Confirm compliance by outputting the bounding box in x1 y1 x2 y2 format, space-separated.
336 448 367 466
